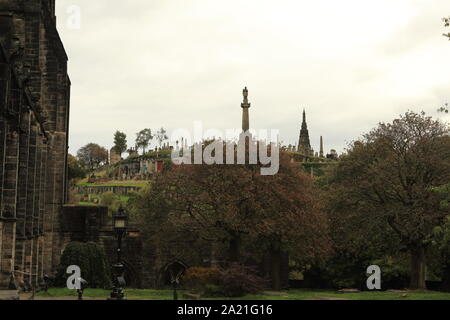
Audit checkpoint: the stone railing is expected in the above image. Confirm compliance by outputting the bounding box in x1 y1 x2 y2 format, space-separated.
76 185 142 196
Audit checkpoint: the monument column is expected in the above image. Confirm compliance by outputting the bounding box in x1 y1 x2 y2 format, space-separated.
241 87 251 132
320 136 324 158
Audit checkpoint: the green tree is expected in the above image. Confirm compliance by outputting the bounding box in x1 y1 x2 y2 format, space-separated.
76 143 108 171
155 127 168 148
135 129 153 154
438 103 449 114
433 217 450 291
100 191 117 208
443 17 450 40
112 131 127 157
430 184 450 291
328 111 450 289
55 242 111 288
434 103 450 290
67 154 86 181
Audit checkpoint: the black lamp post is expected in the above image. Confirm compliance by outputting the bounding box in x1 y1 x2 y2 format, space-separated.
77 278 88 300
110 205 128 300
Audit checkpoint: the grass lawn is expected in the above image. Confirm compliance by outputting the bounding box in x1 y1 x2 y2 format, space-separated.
77 202 99 206
35 288 450 300
36 288 175 300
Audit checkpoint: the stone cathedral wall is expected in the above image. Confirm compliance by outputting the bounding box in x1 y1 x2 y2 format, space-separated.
0 0 70 290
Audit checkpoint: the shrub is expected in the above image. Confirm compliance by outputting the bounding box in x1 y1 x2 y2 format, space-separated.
68 188 79 205
55 242 111 289
202 284 225 297
302 254 410 290
372 255 410 290
181 267 221 291
182 264 266 297
100 191 117 208
302 255 368 289
218 264 266 297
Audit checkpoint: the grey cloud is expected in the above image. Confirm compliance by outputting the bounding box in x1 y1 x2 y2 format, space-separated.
56 0 450 155
380 3 449 56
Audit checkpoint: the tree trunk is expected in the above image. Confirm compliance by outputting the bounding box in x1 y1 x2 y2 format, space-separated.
409 245 426 290
441 261 450 292
269 247 282 291
228 236 241 263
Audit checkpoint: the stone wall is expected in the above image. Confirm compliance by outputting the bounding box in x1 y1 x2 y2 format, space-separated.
76 185 142 197
140 232 214 288
0 0 70 290
60 205 214 289
59 205 291 290
61 205 145 288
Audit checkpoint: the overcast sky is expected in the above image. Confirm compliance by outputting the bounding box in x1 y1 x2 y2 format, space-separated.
56 0 450 155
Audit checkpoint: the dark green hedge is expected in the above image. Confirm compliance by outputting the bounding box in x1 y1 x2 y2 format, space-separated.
55 242 111 289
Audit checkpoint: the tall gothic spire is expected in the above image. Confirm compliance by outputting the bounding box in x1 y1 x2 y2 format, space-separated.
241 87 251 132
298 108 312 155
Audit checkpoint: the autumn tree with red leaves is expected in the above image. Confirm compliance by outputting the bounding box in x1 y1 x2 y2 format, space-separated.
135 144 330 290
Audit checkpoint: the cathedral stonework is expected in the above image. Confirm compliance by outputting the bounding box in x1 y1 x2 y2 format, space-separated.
0 0 70 290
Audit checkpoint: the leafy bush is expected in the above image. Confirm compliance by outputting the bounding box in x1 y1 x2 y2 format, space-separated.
302 255 370 289
202 284 225 297
100 191 116 208
302 253 410 290
372 255 409 290
182 264 266 298
68 154 86 181
55 242 111 289
182 267 221 291
218 264 266 297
